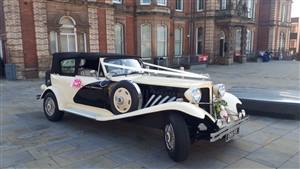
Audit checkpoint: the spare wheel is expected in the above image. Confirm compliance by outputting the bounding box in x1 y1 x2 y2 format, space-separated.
110 80 142 114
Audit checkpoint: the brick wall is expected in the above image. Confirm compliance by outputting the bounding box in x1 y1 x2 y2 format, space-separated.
20 0 38 78
98 8 107 52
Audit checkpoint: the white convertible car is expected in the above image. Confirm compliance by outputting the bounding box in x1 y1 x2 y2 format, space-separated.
38 52 248 162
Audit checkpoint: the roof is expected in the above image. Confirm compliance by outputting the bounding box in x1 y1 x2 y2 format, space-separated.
51 52 140 73
52 52 139 61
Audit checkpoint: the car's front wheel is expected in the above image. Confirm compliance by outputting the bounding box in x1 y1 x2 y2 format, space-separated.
43 92 64 121
164 113 191 162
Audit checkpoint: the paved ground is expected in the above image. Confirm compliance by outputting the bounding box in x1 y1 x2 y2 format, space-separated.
1 80 299 169
191 61 300 91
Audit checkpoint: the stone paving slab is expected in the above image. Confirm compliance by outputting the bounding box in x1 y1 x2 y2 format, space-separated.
1 80 300 169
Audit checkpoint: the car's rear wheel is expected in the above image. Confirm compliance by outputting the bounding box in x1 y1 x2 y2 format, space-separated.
164 113 191 162
43 92 64 121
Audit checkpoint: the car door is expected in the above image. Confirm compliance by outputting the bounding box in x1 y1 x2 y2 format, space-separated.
51 58 81 108
72 59 111 109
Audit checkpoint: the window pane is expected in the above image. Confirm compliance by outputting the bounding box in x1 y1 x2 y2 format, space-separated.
197 28 203 54
60 18 74 26
176 0 182 10
157 0 166 5
50 31 57 54
175 28 182 56
198 0 204 10
78 33 86 52
69 35 76 52
60 35 68 52
235 29 241 53
141 25 151 58
141 0 150 4
0 40 3 60
60 59 75 74
157 25 167 57
115 24 124 54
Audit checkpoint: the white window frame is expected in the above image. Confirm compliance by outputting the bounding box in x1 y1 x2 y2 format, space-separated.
115 23 124 54
141 24 152 59
140 0 151 5
174 27 183 57
175 0 183 12
197 0 204 11
157 0 167 6
112 0 122 4
156 25 168 57
196 27 203 55
59 16 78 52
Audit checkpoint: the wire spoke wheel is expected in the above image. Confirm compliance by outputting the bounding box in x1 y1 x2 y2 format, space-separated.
45 97 56 116
113 87 132 113
164 123 175 151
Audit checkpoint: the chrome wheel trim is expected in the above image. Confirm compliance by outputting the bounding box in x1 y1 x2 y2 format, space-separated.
164 123 175 151
45 97 55 116
113 87 132 113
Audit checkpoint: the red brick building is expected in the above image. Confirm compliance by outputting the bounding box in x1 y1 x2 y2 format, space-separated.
257 0 292 58
289 17 300 55
0 0 291 79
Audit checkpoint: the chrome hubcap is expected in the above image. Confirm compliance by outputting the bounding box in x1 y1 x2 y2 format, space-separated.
45 97 55 116
113 88 132 113
164 123 175 151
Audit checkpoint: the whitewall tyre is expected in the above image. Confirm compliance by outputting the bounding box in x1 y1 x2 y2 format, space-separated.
43 92 64 121
164 113 191 162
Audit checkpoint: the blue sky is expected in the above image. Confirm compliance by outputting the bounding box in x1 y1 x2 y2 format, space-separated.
292 0 300 17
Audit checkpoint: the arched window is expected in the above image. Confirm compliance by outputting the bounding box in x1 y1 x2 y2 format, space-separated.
174 27 183 57
157 25 167 57
219 31 226 57
279 32 286 50
196 27 203 55
59 16 77 52
115 23 124 54
141 24 151 58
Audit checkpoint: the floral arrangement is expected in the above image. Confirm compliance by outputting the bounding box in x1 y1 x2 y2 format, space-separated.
214 99 228 119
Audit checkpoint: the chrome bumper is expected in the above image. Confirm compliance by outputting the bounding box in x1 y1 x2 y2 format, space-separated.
210 116 249 142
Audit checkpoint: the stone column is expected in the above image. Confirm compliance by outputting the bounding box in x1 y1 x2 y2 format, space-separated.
33 0 50 77
88 6 100 52
240 26 247 63
226 27 234 64
106 8 115 53
3 0 25 79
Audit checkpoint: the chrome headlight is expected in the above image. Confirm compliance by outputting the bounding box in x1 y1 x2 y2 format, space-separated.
213 84 226 98
184 87 202 104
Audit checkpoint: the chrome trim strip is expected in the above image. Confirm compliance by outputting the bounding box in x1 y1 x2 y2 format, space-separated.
150 95 162 106
159 96 170 104
145 94 156 108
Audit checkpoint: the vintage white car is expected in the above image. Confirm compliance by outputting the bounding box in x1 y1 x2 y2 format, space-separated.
38 52 248 162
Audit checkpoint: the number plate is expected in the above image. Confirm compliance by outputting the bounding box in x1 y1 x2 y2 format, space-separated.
225 128 239 142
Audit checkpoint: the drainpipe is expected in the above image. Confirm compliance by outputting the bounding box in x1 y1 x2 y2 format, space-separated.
189 0 194 65
203 0 207 55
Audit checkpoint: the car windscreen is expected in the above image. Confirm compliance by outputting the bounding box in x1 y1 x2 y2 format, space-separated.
104 58 142 76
